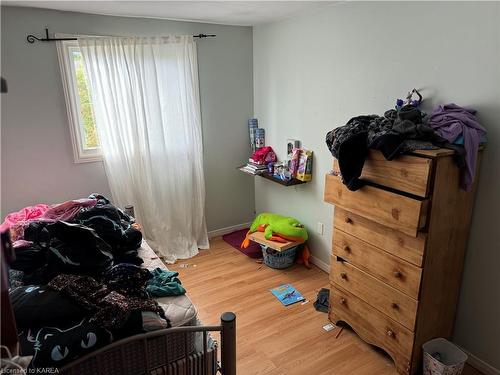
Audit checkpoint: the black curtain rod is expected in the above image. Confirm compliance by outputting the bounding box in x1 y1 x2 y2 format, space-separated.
26 28 215 43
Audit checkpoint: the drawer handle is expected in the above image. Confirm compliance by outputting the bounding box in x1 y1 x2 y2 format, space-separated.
394 271 403 279
387 330 395 338
343 245 351 253
391 303 399 309
340 298 346 305
344 217 353 224
340 272 347 280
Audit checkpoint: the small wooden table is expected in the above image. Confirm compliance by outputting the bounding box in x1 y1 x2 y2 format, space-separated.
248 231 304 252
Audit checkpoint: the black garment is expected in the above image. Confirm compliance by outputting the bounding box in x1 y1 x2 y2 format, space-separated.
10 285 85 328
13 286 143 369
336 132 370 190
104 263 152 299
74 197 142 264
10 243 47 274
18 318 112 370
16 222 53 283
326 114 394 190
48 273 169 330
23 221 51 245
47 221 113 279
88 193 111 205
76 214 142 257
325 106 447 191
87 193 135 223
13 195 141 282
116 249 144 266
17 221 113 283
313 288 330 313
112 310 144 340
391 106 445 154
8 269 25 288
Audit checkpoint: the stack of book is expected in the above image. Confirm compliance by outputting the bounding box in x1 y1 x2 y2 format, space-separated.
239 161 267 175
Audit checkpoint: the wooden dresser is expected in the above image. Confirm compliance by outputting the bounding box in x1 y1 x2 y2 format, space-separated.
324 148 481 374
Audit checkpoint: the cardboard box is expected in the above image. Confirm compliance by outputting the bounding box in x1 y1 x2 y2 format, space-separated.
296 149 313 181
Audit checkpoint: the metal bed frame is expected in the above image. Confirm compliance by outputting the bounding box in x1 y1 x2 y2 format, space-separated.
60 312 236 375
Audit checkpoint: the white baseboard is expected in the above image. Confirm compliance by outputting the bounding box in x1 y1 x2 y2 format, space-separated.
458 346 500 375
310 255 330 273
207 222 252 239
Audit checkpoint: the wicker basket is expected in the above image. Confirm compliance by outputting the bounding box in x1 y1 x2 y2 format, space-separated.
261 245 298 269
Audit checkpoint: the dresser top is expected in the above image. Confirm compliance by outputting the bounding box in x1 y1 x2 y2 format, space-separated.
410 146 484 159
409 148 456 158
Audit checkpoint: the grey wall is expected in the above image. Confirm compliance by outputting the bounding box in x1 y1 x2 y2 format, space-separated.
254 1 500 369
1 6 255 231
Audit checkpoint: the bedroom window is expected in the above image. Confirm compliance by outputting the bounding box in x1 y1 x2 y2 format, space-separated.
57 39 101 163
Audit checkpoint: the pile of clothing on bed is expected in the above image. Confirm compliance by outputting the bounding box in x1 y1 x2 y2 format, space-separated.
2 194 186 370
326 102 486 192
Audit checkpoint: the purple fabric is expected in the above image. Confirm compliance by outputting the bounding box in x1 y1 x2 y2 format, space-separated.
222 228 262 259
428 104 486 191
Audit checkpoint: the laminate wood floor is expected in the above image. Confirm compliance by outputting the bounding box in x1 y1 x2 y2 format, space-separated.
168 237 481 375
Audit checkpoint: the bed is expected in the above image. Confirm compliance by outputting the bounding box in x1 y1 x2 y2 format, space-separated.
2 196 236 375
59 241 236 375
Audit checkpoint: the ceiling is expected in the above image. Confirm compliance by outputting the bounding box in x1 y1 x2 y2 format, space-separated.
1 1 339 26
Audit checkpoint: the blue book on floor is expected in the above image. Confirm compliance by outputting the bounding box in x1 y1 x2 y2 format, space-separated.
270 284 305 306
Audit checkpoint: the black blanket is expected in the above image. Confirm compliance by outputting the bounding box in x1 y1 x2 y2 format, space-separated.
6 194 168 370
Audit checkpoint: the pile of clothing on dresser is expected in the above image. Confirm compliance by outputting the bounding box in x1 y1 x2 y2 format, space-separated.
1 194 186 370
326 92 487 192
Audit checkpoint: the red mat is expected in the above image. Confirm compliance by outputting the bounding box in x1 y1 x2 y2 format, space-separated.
222 228 262 259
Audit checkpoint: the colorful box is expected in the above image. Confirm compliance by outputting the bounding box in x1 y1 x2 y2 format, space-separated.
296 149 313 181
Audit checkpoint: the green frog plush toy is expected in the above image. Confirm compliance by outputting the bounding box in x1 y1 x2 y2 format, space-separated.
241 213 310 267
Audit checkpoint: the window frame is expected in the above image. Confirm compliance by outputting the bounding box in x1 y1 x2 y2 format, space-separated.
56 37 102 163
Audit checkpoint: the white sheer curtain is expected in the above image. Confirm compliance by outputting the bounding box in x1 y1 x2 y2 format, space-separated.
78 36 208 263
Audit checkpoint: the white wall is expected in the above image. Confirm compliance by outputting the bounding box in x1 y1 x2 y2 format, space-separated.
254 1 500 370
1 6 255 232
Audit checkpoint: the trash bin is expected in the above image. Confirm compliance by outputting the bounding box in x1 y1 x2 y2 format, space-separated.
423 338 468 375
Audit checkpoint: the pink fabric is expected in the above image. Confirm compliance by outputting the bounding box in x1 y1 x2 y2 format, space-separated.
41 198 97 221
250 146 277 165
12 240 33 249
2 204 50 228
1 198 97 241
0 222 11 233
2 204 50 241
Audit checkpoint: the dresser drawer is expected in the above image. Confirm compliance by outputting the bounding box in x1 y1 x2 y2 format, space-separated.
330 258 418 330
363 151 434 198
333 229 422 299
325 174 429 237
330 284 412 374
334 208 425 267
333 151 433 198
